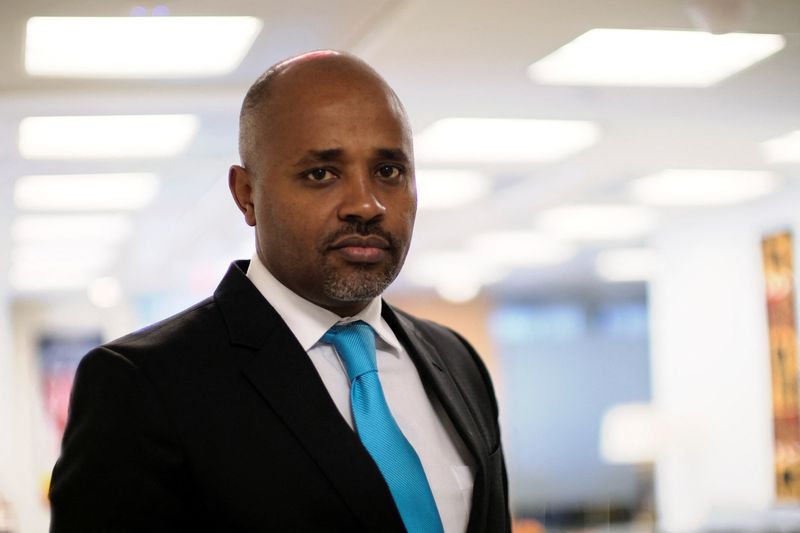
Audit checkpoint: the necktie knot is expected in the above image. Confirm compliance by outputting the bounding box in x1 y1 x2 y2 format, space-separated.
322 321 377 382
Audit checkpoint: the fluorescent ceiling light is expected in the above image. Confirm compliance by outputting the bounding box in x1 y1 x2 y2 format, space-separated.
469 231 575 267
12 214 132 244
404 251 508 284
416 170 492 210
403 249 507 288
435 277 483 303
528 28 785 87
761 130 800 163
25 16 262 78
402 232 574 300
15 173 159 211
12 243 115 269
12 258 112 277
405 251 503 303
19 115 198 159
9 243 116 291
415 118 599 164
630 169 777 206
9 266 95 292
536 204 657 240
595 248 657 282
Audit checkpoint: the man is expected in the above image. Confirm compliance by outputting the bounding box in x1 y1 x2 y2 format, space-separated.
49 51 510 533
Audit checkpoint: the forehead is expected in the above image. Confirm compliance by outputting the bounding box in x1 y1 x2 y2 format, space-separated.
257 60 412 157
269 56 395 107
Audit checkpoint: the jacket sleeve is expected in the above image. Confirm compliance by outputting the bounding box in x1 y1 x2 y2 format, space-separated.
49 347 197 533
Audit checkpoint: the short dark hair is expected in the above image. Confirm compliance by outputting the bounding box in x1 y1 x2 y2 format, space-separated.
237 62 287 169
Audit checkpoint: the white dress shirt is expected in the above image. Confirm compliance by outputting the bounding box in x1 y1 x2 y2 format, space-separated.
246 255 475 532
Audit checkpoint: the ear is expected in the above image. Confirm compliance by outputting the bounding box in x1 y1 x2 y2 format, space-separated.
229 165 256 227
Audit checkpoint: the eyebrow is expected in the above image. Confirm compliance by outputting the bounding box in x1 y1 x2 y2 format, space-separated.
295 148 344 167
294 147 411 167
375 148 411 164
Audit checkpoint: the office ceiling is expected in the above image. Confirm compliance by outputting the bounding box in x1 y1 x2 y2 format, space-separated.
1 0 799 310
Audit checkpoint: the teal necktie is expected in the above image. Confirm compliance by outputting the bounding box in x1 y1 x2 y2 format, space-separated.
322 321 444 533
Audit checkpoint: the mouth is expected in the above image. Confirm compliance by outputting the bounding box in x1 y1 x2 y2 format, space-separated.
328 235 390 264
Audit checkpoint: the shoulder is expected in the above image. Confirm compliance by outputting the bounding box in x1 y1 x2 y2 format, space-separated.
388 304 483 365
102 296 222 364
391 306 476 355
69 292 249 429
386 304 500 419
74 295 233 391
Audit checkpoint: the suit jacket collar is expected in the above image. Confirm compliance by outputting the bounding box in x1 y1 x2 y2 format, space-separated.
214 261 405 532
213 260 281 349
381 304 491 533
244 254 404 356
214 261 489 532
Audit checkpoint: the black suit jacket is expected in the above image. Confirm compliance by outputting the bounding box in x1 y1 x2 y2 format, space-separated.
49 261 510 532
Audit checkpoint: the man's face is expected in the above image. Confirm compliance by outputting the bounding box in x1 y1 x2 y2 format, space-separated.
234 61 416 316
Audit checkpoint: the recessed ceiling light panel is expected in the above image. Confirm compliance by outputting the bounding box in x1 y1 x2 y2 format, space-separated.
26 16 263 78
630 169 777 206
469 231 576 267
403 250 507 286
19 115 198 159
415 118 599 164
9 266 95 292
402 250 507 303
595 248 657 282
528 28 785 87
416 170 492 210
761 130 800 163
9 242 119 291
12 243 115 267
536 204 657 240
15 173 159 210
12 214 133 244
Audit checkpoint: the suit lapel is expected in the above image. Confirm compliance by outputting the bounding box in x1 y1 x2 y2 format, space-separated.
381 303 492 533
214 263 405 532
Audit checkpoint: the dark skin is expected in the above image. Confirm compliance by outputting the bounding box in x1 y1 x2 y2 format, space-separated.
229 54 417 316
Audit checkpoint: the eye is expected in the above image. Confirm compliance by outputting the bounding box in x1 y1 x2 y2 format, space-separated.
305 168 336 182
376 165 402 180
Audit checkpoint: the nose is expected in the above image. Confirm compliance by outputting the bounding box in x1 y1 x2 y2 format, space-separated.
337 172 386 224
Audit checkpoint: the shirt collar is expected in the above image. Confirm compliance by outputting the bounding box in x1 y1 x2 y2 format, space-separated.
245 254 402 355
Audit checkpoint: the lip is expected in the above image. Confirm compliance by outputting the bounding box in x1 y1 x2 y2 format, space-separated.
329 235 390 250
329 235 390 264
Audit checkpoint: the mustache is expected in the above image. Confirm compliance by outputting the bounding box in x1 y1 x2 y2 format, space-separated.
321 222 401 251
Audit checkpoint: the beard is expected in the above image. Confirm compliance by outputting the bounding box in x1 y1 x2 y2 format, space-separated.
321 263 398 302
318 222 407 303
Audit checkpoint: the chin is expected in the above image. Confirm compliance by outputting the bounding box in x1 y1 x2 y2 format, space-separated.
322 269 396 303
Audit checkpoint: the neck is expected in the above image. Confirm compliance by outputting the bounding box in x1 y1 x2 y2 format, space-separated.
319 299 372 318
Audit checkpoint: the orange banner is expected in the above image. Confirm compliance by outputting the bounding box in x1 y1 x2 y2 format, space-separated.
763 231 800 500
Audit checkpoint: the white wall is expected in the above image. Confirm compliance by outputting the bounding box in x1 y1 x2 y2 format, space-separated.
10 300 57 533
649 186 800 532
3 296 137 533
0 285 21 531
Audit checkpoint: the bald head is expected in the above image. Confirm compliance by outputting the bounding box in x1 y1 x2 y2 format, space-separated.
238 50 410 171
229 50 417 315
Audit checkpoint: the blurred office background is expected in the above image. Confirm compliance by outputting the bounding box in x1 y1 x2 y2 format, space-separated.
1 0 800 531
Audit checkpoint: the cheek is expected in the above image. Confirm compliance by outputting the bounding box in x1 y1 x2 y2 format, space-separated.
398 195 417 230
256 201 298 254
408 195 418 221
267 207 325 252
